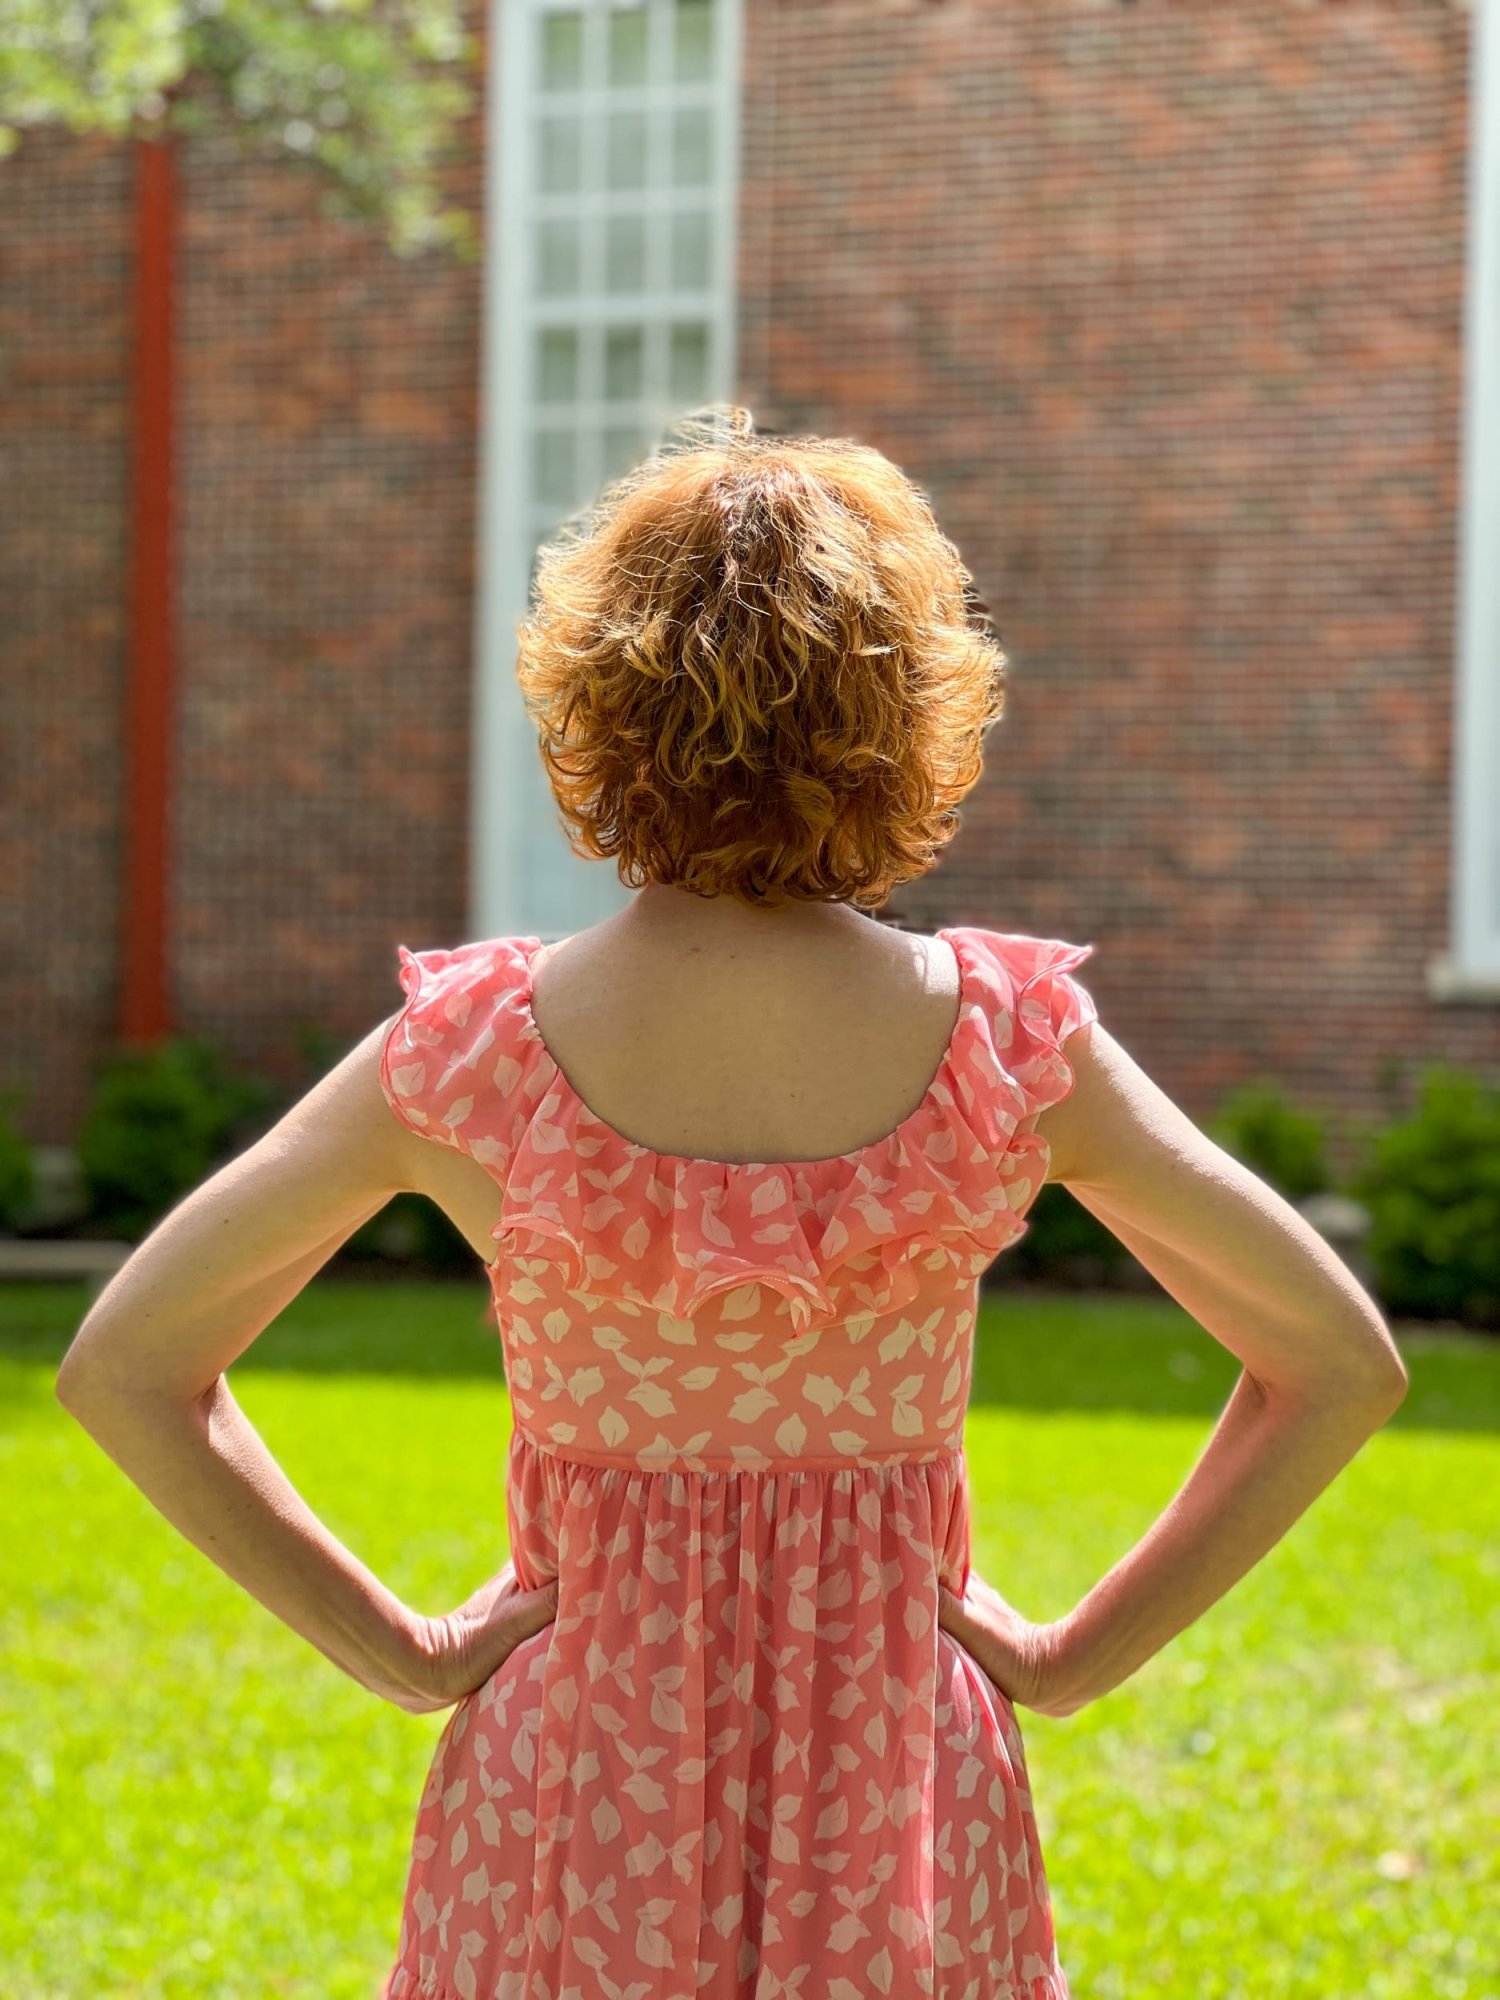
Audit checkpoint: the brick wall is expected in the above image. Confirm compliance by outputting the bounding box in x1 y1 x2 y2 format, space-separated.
172 81 484 1065
2 46 487 1134
0 0 1488 1166
740 0 1481 1162
0 128 133 1138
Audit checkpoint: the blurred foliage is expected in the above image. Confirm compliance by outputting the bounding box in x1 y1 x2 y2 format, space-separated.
75 1036 277 1239
1206 1077 1334 1203
1009 1076 1335 1298
346 1188 482 1274
1349 1064 1500 1329
0 1086 38 1231
63 1010 478 1273
282 1018 478 1275
1005 1180 1135 1287
0 0 480 257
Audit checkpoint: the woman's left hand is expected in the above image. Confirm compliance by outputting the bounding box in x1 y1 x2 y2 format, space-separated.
936 1573 1082 1718
397 1561 561 1715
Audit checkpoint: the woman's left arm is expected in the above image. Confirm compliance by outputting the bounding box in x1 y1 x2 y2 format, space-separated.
54 1018 540 1713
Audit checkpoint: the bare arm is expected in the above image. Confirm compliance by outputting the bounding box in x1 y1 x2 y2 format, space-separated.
54 1019 556 1714
948 1020 1408 1717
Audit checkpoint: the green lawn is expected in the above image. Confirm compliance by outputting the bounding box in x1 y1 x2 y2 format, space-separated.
2 1278 1495 1999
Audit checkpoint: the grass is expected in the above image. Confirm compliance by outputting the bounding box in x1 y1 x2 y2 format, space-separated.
1 1276 1495 1999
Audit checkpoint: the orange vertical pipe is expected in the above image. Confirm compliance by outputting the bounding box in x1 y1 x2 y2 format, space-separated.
120 132 177 1044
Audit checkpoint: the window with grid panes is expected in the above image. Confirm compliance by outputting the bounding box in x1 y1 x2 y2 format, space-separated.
528 0 736 527
1442 0 1500 995
476 0 742 939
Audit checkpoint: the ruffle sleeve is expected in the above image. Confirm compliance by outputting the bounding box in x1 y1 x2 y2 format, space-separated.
954 926 1101 1121
378 936 546 1176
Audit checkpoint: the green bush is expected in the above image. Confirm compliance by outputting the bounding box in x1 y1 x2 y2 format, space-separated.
0 1086 37 1230
76 1038 277 1239
1007 1180 1135 1284
1007 1077 1335 1291
279 1038 472 1275
1207 1078 1333 1202
1348 1063 1500 1328
345 1190 480 1275
75 1019 483 1272
279 1028 482 1277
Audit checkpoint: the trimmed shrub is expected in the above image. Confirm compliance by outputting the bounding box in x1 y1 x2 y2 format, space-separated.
345 1191 480 1275
1348 1063 1500 1328
76 1038 276 1239
1207 1078 1333 1203
1006 1181 1135 1286
0 1087 37 1230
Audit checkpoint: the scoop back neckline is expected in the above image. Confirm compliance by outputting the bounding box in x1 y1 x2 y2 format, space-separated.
515 925 971 1173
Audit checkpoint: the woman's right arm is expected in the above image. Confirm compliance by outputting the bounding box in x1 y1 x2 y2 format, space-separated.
1025 1019 1408 1716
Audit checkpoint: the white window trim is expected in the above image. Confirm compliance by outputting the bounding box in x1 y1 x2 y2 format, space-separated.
1436 0 1500 1000
471 0 745 943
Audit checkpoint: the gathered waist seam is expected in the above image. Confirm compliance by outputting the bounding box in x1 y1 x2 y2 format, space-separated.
509 1426 965 1477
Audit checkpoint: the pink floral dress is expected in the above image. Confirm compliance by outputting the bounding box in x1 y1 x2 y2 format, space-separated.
375 924 1098 2000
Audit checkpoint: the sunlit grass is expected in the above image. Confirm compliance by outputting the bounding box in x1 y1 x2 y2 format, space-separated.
1 1278 1494 1998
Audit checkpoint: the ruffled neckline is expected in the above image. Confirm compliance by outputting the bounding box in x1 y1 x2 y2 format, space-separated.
486 927 1067 1332
513 927 974 1173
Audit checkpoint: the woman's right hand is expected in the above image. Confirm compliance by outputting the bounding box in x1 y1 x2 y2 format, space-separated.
391 1561 560 1715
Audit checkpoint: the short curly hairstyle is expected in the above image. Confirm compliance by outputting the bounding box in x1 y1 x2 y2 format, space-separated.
513 404 1007 912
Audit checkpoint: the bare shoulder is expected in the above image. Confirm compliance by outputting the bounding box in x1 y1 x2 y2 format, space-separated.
1032 1018 1150 1189
1034 1014 1276 1203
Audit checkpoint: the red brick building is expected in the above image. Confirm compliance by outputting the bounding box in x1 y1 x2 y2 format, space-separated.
2 0 1496 1168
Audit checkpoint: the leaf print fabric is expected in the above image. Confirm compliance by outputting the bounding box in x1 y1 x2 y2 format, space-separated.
376 926 1098 2000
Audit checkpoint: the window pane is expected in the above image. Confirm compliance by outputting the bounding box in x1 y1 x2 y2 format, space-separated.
540 8 584 90
538 114 584 195
605 325 646 399
668 322 709 402
673 0 713 83
537 327 580 403
606 214 648 294
536 216 582 296
671 105 712 189
534 428 578 508
607 4 649 86
604 423 650 481
606 108 649 191
670 210 712 292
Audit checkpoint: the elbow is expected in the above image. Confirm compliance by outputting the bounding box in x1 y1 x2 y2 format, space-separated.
55 1326 129 1425
1363 1347 1410 1421
1344 1316 1410 1421
55 1350 106 1423
56 1315 104 1415
1258 1338 1410 1427
1323 1314 1411 1424
56 1349 213 1426
55 1338 86 1411
1324 1350 1410 1425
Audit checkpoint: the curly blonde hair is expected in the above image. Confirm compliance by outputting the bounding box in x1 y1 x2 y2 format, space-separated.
514 404 1007 912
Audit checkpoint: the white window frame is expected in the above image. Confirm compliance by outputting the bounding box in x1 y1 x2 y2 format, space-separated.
1436 0 1500 998
471 0 745 943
